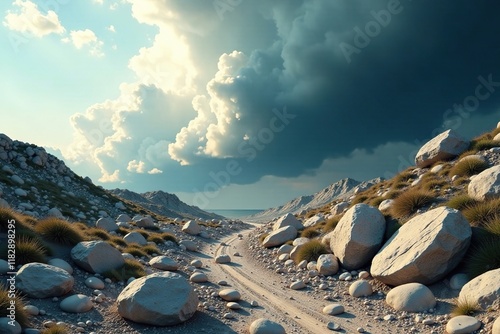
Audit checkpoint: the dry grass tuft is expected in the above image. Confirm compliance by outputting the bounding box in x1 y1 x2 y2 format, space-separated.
34 218 84 246
390 190 435 219
295 240 329 263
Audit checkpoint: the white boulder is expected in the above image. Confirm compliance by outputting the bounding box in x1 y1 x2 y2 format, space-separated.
262 226 298 248
96 217 118 232
386 283 436 312
190 272 208 283
316 254 339 276
371 207 471 286
445 316 481 334
322 303 345 315
459 268 500 310
135 216 155 228
182 220 201 235
249 318 286 334
330 204 386 270
123 232 148 246
47 258 73 275
218 289 241 302
303 214 325 228
349 280 373 297
215 254 231 264
273 213 303 231
60 294 93 313
149 256 179 271
71 241 125 274
415 129 469 168
117 272 198 326
468 165 500 200
331 201 349 216
16 263 74 298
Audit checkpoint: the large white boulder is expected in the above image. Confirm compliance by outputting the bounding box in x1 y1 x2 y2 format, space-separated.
16 263 74 298
96 217 118 232
123 232 148 246
182 220 201 235
249 318 286 334
149 256 179 271
135 216 155 228
468 165 500 200
330 204 386 270
316 254 339 276
458 268 500 310
117 272 198 326
386 283 436 312
371 207 471 286
303 214 325 228
273 213 303 231
71 241 125 274
331 201 349 216
415 129 469 168
262 226 298 248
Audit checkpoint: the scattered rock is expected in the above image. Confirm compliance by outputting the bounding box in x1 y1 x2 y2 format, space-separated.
249 318 286 334
304 214 325 228
316 254 339 276
16 263 74 298
262 225 298 248
190 272 208 283
378 199 394 211
273 213 303 231
135 216 155 228
215 254 231 264
445 315 481 334
386 283 436 312
96 217 118 232
330 204 386 270
468 165 500 200
117 272 199 326
371 207 471 285
149 256 179 271
349 280 373 297
327 321 341 331
218 289 241 302
190 259 203 268
71 241 125 274
226 302 241 310
60 294 93 313
290 280 306 290
123 232 148 246
85 277 105 289
47 258 73 275
331 202 349 216
323 303 345 315
459 268 500 310
415 129 469 168
182 220 201 235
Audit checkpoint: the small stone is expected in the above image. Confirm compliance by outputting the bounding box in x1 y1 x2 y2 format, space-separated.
23 305 39 316
445 315 481 334
423 318 435 325
323 304 345 315
226 302 241 310
59 294 93 313
85 277 105 289
384 314 395 321
357 327 365 333
223 313 234 319
327 321 341 331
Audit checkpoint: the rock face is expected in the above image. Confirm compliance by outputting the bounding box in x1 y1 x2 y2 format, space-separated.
330 204 386 270
371 207 471 286
468 165 500 200
262 225 298 248
71 241 125 274
182 220 201 235
273 213 303 231
386 283 436 312
458 268 500 310
316 254 339 276
16 263 74 298
249 318 286 334
415 129 469 168
117 272 198 326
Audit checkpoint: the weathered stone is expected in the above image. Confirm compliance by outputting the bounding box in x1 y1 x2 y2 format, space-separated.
262 225 298 248
445 316 481 334
349 280 373 297
249 318 286 334
323 303 345 315
71 241 125 274
182 220 201 235
386 283 436 312
415 129 469 168
96 217 118 232
459 268 500 310
123 232 148 246
16 263 74 298
60 294 93 313
468 165 500 200
330 204 386 270
218 289 241 302
273 213 303 231
316 254 339 276
117 272 198 326
371 207 471 286
149 256 179 271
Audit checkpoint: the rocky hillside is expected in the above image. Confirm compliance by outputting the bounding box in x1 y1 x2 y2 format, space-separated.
110 189 223 221
0 133 221 222
247 177 382 222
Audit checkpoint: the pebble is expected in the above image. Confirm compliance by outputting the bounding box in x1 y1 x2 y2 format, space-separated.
423 318 435 325
357 327 365 333
327 321 341 331
223 313 234 319
384 314 395 321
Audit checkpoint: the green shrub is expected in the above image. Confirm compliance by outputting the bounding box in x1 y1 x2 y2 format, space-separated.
462 198 500 226
450 158 488 177
295 240 329 263
14 237 48 265
0 284 31 327
451 297 479 317
390 190 435 219
41 324 70 334
445 195 479 211
103 259 146 282
463 235 500 279
323 216 341 233
301 226 321 239
34 218 84 246
85 227 111 241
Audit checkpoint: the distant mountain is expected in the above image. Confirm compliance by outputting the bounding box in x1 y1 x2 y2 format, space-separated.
246 178 382 222
111 189 224 220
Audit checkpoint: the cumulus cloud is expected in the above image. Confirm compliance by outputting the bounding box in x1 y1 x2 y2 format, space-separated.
127 160 146 173
148 168 163 174
3 0 65 37
62 29 104 56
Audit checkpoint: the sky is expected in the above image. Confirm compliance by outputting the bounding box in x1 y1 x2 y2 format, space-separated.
1 0 500 210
